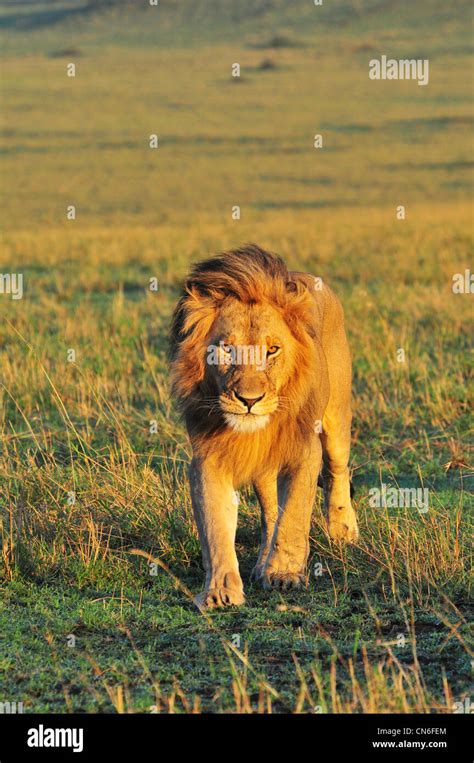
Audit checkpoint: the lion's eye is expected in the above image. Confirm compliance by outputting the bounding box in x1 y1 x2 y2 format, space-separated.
221 344 233 353
267 345 280 356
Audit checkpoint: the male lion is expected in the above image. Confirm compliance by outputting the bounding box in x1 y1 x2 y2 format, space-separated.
170 245 358 608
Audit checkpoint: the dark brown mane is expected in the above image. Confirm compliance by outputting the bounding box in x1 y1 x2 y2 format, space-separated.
183 244 289 300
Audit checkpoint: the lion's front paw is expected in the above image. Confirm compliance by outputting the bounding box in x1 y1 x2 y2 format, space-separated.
328 506 359 543
262 569 307 591
194 573 245 609
194 587 245 609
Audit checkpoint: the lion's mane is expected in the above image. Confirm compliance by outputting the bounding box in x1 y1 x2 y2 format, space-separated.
169 245 328 474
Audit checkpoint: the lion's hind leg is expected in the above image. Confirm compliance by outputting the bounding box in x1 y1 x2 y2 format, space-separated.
320 309 359 544
321 409 359 543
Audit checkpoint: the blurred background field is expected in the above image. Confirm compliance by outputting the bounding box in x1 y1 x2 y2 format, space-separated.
1 0 473 228
0 0 472 713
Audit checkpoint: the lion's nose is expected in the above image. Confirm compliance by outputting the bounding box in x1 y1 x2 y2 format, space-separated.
234 392 265 411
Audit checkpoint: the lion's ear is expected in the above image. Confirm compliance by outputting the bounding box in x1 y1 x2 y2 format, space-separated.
283 281 318 341
181 287 216 335
170 287 217 399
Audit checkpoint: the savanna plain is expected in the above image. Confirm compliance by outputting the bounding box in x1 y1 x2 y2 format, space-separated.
0 0 472 713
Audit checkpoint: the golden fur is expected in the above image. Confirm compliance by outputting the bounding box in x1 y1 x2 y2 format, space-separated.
170 245 358 608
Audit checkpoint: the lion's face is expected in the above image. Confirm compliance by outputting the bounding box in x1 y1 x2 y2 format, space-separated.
170 246 319 441
205 298 297 433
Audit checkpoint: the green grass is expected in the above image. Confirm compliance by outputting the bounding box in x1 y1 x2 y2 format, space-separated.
0 0 472 713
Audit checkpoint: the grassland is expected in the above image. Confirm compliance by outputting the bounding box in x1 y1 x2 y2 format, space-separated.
0 0 473 713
